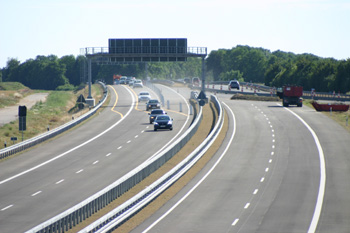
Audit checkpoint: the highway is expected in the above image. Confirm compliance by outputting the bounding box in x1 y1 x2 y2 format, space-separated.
0 84 192 233
132 92 350 233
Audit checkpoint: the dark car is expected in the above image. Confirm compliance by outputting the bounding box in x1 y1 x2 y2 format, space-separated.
153 115 173 131
146 99 161 111
148 109 166 124
229 80 240 90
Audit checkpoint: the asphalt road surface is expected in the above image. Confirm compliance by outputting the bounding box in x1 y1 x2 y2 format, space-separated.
0 84 192 233
133 93 350 233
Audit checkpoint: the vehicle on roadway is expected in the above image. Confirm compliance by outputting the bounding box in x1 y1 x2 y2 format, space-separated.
133 79 143 88
229 80 240 90
138 91 151 102
148 109 167 123
146 99 161 111
120 76 127 84
276 85 303 107
153 114 173 131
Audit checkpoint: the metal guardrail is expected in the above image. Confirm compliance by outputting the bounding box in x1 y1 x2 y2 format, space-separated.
0 82 108 160
25 92 203 233
78 94 223 233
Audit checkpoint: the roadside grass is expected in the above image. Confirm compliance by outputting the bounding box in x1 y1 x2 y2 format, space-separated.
0 84 103 150
0 82 33 108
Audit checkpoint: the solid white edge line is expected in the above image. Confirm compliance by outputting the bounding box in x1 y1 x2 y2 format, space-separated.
281 105 326 233
0 85 135 185
141 102 236 233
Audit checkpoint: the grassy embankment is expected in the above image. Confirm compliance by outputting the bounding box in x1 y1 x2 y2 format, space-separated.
0 82 103 150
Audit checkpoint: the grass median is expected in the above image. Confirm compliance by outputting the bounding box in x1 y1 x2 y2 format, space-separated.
67 100 229 233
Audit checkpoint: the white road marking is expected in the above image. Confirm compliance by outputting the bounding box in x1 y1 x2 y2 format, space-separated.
232 218 239 226
141 130 145 133
31 191 42 196
1 205 13 211
106 153 111 157
253 189 258 195
0 85 136 185
271 152 274 156
280 105 326 233
76 169 83 174
244 203 250 209
142 102 236 233
117 146 122 150
260 177 265 182
272 145 275 149
93 160 99 165
55 179 64 184
265 168 269 172
127 140 131 143
135 135 139 138
269 159 272 163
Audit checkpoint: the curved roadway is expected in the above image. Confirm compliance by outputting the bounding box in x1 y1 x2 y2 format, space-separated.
0 84 192 233
133 92 350 233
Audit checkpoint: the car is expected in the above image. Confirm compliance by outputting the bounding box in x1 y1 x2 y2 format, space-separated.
129 80 134 86
148 109 166 123
133 79 143 88
126 76 135 84
153 114 173 131
146 99 161 111
138 91 151 102
119 76 127 84
229 80 240 90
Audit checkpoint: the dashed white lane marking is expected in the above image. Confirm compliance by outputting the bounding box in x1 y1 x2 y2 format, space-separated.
232 218 239 226
260 177 265 182
265 168 269 172
271 152 274 156
141 130 145 133
1 205 13 211
135 135 139 138
127 140 131 143
117 146 122 150
76 169 83 174
93 160 99 165
244 203 250 209
106 153 111 157
55 179 64 184
272 145 275 149
31 191 42 197
253 189 259 195
269 159 273 163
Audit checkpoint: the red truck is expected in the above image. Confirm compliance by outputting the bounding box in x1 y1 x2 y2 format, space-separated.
276 86 303 107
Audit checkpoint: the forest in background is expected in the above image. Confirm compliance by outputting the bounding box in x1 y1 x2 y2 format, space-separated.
1 45 349 93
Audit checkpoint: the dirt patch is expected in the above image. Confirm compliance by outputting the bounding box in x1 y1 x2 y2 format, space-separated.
66 101 229 233
230 93 280 102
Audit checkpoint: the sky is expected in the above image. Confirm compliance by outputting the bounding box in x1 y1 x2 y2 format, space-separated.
1 0 350 68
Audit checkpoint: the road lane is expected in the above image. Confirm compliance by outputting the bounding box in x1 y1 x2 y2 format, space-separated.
133 98 324 233
0 84 192 232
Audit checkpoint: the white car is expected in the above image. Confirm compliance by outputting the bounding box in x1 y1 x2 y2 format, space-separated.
133 79 143 88
138 91 151 102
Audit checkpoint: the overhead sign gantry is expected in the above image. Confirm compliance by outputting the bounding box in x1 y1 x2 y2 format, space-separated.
81 38 207 106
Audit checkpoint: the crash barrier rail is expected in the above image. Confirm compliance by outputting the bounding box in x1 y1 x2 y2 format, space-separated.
145 81 165 107
205 81 350 101
25 94 204 233
78 94 223 233
200 85 350 102
0 82 108 160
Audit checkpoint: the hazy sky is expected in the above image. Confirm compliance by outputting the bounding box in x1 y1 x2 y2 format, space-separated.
1 0 349 68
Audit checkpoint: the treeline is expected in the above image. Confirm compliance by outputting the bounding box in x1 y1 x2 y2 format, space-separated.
1 46 349 93
0 55 202 90
206 45 350 93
